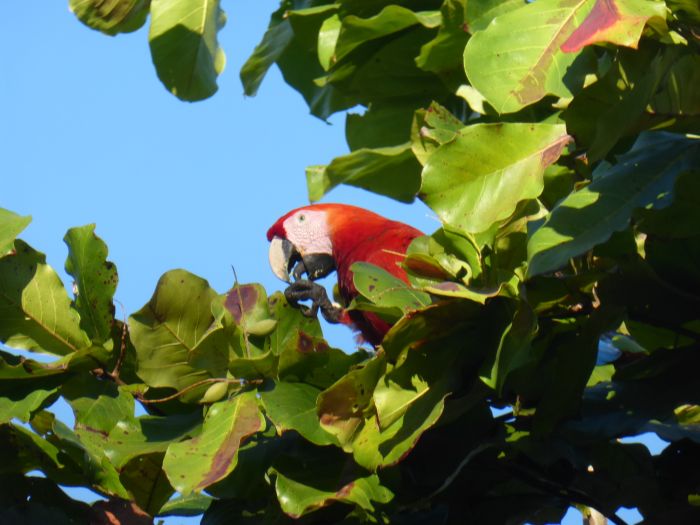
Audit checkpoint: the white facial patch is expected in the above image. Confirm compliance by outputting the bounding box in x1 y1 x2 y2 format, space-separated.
282 210 333 256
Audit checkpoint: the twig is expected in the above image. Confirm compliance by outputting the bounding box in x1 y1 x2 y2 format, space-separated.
138 377 262 405
110 300 128 380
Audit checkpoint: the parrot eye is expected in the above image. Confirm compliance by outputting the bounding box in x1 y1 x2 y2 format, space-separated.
298 214 306 222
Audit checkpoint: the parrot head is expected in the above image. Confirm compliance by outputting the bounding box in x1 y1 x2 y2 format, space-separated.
267 204 338 284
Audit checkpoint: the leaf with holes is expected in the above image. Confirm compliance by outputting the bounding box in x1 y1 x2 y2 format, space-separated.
69 0 149 35
129 270 230 397
64 224 118 344
0 240 90 355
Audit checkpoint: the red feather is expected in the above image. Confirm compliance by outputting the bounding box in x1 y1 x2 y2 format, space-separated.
269 204 423 345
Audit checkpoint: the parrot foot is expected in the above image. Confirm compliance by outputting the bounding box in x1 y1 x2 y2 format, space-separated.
284 280 344 324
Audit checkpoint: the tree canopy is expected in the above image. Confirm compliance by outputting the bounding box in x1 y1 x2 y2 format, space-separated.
1 0 699 523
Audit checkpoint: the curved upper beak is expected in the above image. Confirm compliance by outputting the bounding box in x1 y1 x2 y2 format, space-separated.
268 236 298 283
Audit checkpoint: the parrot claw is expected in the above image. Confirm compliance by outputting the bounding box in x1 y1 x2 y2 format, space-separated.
284 280 344 324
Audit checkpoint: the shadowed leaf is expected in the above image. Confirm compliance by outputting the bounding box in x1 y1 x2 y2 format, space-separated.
69 0 149 35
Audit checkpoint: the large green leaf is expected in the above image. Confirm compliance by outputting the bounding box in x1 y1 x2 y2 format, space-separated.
527 133 700 277
163 392 264 494
317 353 385 448
69 0 149 35
240 5 294 96
351 262 431 316
149 0 226 101
260 381 336 446
105 411 202 469
64 224 117 344
277 332 367 390
0 388 57 424
416 0 469 75
333 5 441 64
307 143 422 203
352 380 448 470
0 208 31 257
464 0 664 113
60 374 135 448
119 452 175 515
130 269 229 395
420 123 570 233
0 241 90 355
274 468 393 518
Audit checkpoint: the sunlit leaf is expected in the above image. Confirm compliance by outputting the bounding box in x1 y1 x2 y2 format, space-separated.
307 144 421 203
260 381 336 446
464 0 664 113
0 207 31 257
149 0 226 101
421 123 570 233
0 241 90 355
64 224 117 344
130 270 229 396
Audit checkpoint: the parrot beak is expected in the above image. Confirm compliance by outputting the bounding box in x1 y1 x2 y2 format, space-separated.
269 237 298 283
269 236 337 283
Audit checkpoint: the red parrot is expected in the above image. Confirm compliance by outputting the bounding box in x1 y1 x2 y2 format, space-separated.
267 203 423 346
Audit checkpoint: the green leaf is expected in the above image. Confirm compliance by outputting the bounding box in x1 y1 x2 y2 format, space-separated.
351 262 432 315
105 411 202 469
276 6 358 120
0 240 90 355
149 0 226 101
563 44 678 163
260 381 336 446
466 0 526 33
464 0 664 113
352 380 448 470
0 388 57 424
47 417 131 498
317 353 385 448
333 5 441 64
130 269 229 396
307 143 421 203
277 332 367 389
274 468 393 518
0 208 31 257
411 101 465 166
159 492 213 517
479 302 538 394
240 7 294 96
527 133 700 277
63 224 117 344
162 391 264 494
268 292 323 355
69 0 149 35
119 453 175 515
346 103 416 151
416 0 469 75
420 123 570 233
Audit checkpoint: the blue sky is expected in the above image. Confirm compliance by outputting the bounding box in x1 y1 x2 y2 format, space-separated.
1 3 651 523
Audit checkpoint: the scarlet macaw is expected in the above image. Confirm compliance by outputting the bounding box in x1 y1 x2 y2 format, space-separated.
267 203 423 345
